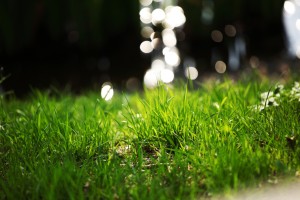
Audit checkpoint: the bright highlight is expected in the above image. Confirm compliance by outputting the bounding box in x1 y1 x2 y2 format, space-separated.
101 83 114 101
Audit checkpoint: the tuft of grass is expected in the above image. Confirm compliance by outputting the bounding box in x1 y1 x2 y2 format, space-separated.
0 78 300 199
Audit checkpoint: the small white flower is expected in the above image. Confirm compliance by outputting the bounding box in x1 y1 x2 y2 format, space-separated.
250 105 265 112
277 84 284 90
292 82 300 92
261 92 280 107
252 82 300 112
268 97 275 103
290 81 300 101
261 92 273 100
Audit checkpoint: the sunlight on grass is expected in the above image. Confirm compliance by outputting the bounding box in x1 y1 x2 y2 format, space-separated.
0 77 300 199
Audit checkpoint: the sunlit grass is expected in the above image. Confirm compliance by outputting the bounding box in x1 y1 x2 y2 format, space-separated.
0 77 300 199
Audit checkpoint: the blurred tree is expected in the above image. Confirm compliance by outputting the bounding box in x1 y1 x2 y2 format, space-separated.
0 0 287 95
0 0 285 54
0 0 140 54
0 0 36 53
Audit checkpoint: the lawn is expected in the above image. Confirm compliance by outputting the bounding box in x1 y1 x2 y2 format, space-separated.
0 74 300 199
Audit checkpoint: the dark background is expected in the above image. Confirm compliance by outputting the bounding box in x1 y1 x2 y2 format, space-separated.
0 0 287 96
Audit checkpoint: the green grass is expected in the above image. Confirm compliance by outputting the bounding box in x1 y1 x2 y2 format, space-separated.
0 77 300 199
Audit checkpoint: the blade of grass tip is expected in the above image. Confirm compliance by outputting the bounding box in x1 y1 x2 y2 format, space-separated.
178 81 189 118
184 81 188 104
243 83 251 98
263 86 274 108
37 110 41 134
220 96 228 107
122 93 138 129
185 68 195 90
190 77 194 90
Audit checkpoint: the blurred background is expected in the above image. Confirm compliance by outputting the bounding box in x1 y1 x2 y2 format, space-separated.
0 0 297 96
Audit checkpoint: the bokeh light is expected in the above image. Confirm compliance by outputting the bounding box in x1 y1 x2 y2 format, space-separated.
151 38 161 49
282 0 300 58
284 0 296 15
151 58 165 70
144 69 159 88
141 26 154 38
140 7 152 24
201 0 214 25
161 69 174 83
150 32 160 40
164 6 186 28
126 77 141 91
228 47 240 70
296 46 300 58
215 61 227 73
296 19 300 30
152 8 165 25
140 41 153 53
224 25 237 37
101 82 114 101
140 0 186 88
184 67 198 80
139 0 153 7
163 47 180 67
162 29 177 47
249 56 260 68
211 30 223 42
144 57 176 88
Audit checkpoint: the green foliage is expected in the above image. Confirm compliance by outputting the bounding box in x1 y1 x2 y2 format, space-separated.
0 78 300 199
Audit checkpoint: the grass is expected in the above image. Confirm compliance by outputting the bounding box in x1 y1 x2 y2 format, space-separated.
0 75 300 199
